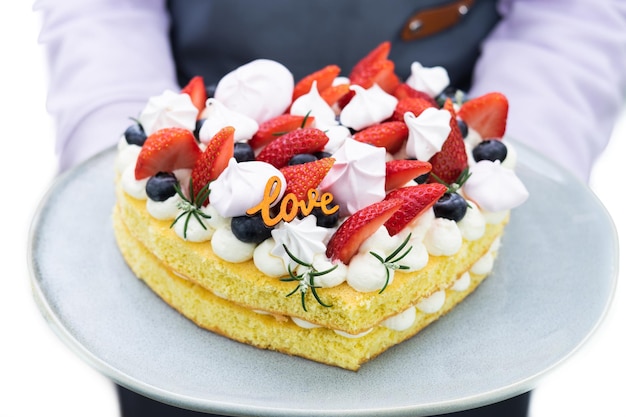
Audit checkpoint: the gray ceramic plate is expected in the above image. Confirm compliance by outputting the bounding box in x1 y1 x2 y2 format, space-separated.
28 142 618 416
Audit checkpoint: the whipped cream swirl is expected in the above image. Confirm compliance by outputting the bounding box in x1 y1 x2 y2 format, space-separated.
271 216 328 270
319 138 386 216
405 62 450 98
463 160 529 212
339 84 398 130
404 108 451 161
139 90 198 135
214 59 294 123
209 158 286 218
199 98 259 143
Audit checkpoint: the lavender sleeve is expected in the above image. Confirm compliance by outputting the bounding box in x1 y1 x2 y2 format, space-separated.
471 0 626 181
35 0 179 172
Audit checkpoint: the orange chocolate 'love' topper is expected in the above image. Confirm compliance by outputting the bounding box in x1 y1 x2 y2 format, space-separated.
246 176 338 227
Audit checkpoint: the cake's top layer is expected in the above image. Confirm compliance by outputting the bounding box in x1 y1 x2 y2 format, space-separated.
115 41 528 310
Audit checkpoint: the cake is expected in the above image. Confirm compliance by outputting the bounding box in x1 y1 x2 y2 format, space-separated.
112 42 529 371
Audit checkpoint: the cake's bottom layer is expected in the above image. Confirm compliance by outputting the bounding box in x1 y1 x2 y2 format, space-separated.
113 205 492 371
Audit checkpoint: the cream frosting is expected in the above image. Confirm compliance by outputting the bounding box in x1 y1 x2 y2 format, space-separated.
199 98 259 143
139 90 198 136
211 226 256 263
209 158 286 218
381 307 417 331
319 138 386 216
416 290 446 314
115 137 141 175
253 238 290 277
214 59 294 123
146 194 181 220
405 62 450 98
423 218 463 256
172 204 215 242
456 200 486 241
451 272 471 292
404 108 452 161
346 250 392 293
339 84 398 130
463 160 529 212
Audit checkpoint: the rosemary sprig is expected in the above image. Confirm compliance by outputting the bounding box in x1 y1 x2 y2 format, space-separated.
280 244 336 311
170 178 212 239
430 167 471 194
369 233 413 294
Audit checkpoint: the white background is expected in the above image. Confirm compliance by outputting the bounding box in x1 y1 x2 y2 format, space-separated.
3 2 624 416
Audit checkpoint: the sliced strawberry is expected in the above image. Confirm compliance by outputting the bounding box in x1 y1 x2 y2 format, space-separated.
349 42 399 94
190 126 235 201
249 114 315 149
390 96 436 121
135 127 201 180
293 65 341 101
393 83 439 106
384 183 447 236
326 198 403 264
256 127 329 169
350 41 391 80
353 121 408 154
384 159 432 191
320 83 351 107
457 92 508 139
279 158 335 202
428 99 468 184
181 76 207 117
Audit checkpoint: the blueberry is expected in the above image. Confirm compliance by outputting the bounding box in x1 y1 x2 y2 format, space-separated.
433 193 468 222
124 123 147 146
472 140 507 162
234 142 255 162
145 172 179 202
288 153 318 165
414 173 430 184
314 151 333 160
311 203 339 228
194 118 206 140
456 118 468 138
436 87 467 107
231 214 273 243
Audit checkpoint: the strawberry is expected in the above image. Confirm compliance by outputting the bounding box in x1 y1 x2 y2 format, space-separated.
428 99 468 184
390 96 435 121
319 83 351 107
190 126 234 201
135 127 202 180
384 159 432 191
326 198 403 264
349 42 399 94
393 83 438 106
350 41 391 79
384 183 447 236
293 65 341 101
248 114 315 149
353 121 408 154
181 76 207 117
457 92 508 139
280 158 335 202
256 127 329 169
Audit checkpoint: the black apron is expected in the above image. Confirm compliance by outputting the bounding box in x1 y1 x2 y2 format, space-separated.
166 0 501 90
